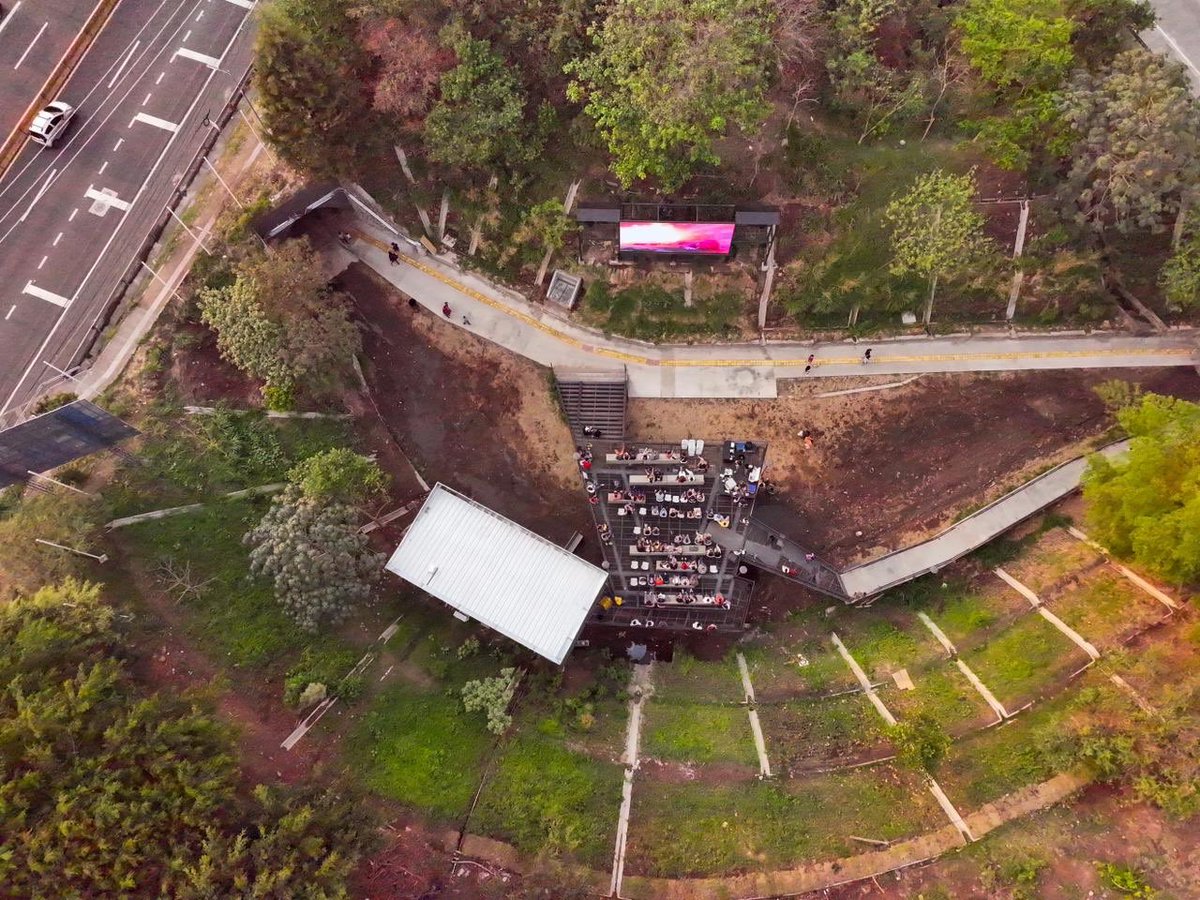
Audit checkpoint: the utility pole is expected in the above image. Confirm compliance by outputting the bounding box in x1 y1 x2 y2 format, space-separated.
35 539 108 563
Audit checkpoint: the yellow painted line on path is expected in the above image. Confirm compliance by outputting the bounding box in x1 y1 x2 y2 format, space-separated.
359 232 1194 370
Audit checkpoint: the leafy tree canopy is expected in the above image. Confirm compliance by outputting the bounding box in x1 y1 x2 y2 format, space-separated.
566 0 775 191
1160 213 1200 310
957 0 1076 91
424 24 532 171
0 580 377 894
884 169 989 286
245 486 384 631
288 447 389 503
1060 49 1200 232
199 240 360 394
0 491 100 599
1083 393 1200 584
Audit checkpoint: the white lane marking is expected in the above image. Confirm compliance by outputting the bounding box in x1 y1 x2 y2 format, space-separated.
112 138 123 151
53 231 62 246
68 208 78 222
13 20 47 70
107 39 141 88
183 29 191 42
142 92 152 106
0 1 23 39
98 160 108 175
84 185 132 213
19 168 56 222
37 255 46 269
195 10 204 20
131 112 179 133
155 71 165 84
224 0 254 8
5 305 15 320
175 46 220 68
22 282 69 308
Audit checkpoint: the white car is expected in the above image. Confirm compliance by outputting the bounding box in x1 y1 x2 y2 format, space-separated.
29 101 75 148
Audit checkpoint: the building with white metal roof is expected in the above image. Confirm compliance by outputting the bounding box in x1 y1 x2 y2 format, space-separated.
384 483 607 664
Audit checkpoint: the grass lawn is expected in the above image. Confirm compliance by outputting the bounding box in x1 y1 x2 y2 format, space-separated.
834 614 944 681
348 679 493 821
471 732 624 868
578 280 743 342
758 691 888 768
652 651 744 704
879 662 996 734
641 701 758 767
958 612 1088 709
1046 570 1167 650
909 582 1031 650
935 687 1089 808
624 764 939 877
1003 528 1105 597
116 498 319 668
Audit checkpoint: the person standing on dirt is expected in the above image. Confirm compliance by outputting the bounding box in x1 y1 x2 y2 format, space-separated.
442 302 452 318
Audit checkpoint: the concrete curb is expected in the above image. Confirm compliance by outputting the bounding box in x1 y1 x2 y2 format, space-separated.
0 0 120 180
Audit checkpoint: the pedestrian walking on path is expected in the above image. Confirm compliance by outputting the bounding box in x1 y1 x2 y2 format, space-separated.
807 354 815 364
338 231 352 246
462 314 471 326
388 250 399 265
442 302 452 318
862 348 873 364
390 242 400 254
804 365 812 374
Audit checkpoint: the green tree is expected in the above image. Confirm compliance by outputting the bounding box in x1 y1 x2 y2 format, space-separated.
1160 216 1200 309
957 0 1075 91
1083 393 1200 584
887 713 952 773
0 580 376 895
566 0 774 190
424 25 531 171
288 447 389 503
884 169 989 322
462 667 520 734
199 240 360 397
244 486 384 631
1060 49 1200 232
255 0 372 173
500 198 575 267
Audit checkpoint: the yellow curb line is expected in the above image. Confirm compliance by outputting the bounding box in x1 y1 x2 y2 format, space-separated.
359 233 1195 370
0 0 121 180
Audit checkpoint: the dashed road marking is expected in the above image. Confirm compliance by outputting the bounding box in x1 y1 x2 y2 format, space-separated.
19 167 55 222
195 9 204 20
37 255 46 269
5 305 14 320
98 160 108 175
22 281 69 307
175 46 220 68
155 70 165 84
52 232 62 246
131 112 179 133
183 28 191 41
68 208 78 222
107 39 140 88
112 137 123 151
14 20 47 70
142 91 152 105
0 1 23 39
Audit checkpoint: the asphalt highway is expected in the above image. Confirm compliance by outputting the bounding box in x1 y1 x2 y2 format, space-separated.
0 0 257 418
1145 0 1200 88
0 0 100 141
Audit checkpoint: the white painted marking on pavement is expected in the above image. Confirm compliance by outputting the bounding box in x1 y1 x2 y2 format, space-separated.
224 0 254 8
155 70 165 84
195 10 204 20
112 138 123 152
107 39 140 88
142 92 152 106
84 185 132 214
1154 26 1200 80
0 1 23 39
37 255 46 270
98 160 108 175
52 231 62 246
18 167 55 222
13 20 47 70
131 112 179 133
183 29 191 42
175 46 221 68
22 282 69 308
5 305 15 320
68 208 77 222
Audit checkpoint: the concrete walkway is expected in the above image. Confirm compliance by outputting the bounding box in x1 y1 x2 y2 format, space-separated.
344 217 1197 401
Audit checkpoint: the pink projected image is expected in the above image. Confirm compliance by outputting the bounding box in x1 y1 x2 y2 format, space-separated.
619 221 734 255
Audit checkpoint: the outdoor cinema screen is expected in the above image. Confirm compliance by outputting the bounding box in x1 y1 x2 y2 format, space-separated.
619 221 734 256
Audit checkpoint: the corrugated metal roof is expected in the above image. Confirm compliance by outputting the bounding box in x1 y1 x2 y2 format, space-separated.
384 484 606 664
